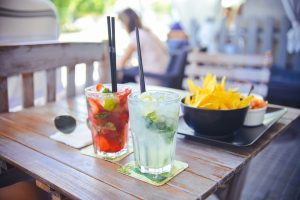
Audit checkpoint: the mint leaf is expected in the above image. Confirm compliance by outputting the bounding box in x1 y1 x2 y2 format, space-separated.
156 121 167 130
102 88 111 93
118 166 131 175
147 111 158 122
164 131 176 144
94 112 108 119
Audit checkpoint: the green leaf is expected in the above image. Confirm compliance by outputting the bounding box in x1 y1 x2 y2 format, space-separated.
94 112 108 119
102 88 111 93
146 111 158 122
118 166 131 175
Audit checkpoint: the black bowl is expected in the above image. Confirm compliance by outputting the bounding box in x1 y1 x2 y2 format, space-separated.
181 98 249 138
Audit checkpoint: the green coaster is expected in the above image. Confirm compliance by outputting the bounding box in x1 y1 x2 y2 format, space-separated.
80 143 133 162
118 161 188 186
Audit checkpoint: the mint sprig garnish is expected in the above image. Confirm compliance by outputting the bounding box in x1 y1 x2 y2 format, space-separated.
146 111 158 122
102 88 111 93
145 112 175 133
94 112 108 119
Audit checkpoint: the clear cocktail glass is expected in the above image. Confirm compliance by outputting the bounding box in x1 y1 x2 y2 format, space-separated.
85 84 131 159
128 91 180 174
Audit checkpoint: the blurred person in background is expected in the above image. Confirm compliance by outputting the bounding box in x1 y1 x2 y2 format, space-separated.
166 22 189 53
117 8 168 83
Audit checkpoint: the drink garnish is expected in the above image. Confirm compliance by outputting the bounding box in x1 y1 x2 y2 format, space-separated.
145 113 175 133
146 111 158 122
103 97 117 111
96 84 103 91
104 122 117 131
95 112 108 119
88 99 102 115
95 83 111 93
102 88 111 93
139 92 153 101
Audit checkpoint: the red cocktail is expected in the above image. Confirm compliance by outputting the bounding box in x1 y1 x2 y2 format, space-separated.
85 84 131 158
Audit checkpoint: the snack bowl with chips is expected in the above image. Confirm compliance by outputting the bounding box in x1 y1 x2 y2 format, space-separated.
181 98 249 137
181 73 253 138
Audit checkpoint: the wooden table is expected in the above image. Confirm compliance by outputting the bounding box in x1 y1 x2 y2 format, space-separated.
0 91 299 200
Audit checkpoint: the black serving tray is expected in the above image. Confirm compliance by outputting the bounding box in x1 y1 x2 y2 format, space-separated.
177 106 287 147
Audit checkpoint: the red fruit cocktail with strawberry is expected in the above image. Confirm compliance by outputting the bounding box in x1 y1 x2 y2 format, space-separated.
85 84 131 158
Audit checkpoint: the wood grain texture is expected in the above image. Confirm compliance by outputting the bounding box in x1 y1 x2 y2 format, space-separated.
0 42 106 77
22 73 34 108
219 162 250 200
186 50 273 97
260 17 274 53
185 64 271 83
246 17 258 54
0 135 135 200
99 52 111 83
0 76 8 113
214 16 296 71
46 68 56 102
85 62 94 88
0 117 201 199
0 41 110 112
66 65 76 98
188 50 273 68
275 17 289 69
0 90 298 199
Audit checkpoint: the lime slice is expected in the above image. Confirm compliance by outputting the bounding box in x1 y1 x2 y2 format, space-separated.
139 92 153 102
147 111 158 122
103 98 117 111
139 93 156 116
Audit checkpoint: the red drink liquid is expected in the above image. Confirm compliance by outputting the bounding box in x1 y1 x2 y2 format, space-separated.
86 87 131 156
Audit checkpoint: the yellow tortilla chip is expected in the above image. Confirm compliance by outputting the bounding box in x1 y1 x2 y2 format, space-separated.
185 73 253 110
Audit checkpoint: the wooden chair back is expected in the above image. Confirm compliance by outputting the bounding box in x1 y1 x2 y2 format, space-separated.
217 16 299 71
0 42 109 113
139 48 189 89
185 50 273 96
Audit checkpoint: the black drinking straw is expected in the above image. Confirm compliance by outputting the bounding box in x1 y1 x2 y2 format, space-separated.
111 17 117 92
107 16 117 92
135 27 146 93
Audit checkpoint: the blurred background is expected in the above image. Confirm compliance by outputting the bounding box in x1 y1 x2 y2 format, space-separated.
51 0 300 109
1 0 299 108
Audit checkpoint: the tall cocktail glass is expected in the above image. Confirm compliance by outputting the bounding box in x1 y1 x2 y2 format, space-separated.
85 84 131 158
128 91 180 174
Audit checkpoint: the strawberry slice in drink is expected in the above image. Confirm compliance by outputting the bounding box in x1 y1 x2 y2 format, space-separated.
96 84 103 91
88 98 103 115
98 135 110 152
118 88 131 106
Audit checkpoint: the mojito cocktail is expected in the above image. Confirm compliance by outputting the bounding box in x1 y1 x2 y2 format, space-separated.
128 91 180 174
85 84 131 158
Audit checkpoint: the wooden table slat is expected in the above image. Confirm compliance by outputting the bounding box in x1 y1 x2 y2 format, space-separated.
0 91 299 200
0 118 202 199
0 135 135 200
0 108 239 183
